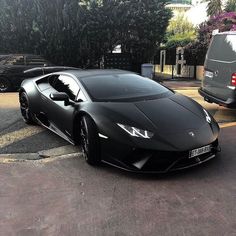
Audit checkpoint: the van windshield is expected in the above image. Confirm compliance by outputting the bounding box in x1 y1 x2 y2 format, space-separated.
207 34 236 62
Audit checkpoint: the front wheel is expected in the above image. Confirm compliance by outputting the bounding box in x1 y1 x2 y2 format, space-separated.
80 115 101 166
19 92 36 125
0 77 11 92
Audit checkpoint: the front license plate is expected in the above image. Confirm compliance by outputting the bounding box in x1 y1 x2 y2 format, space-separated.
189 145 211 158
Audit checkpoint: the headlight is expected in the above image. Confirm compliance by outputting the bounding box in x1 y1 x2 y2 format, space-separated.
117 123 153 139
203 109 211 123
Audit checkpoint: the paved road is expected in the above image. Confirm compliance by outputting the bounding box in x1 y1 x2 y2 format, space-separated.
0 90 236 236
0 126 235 236
0 93 68 154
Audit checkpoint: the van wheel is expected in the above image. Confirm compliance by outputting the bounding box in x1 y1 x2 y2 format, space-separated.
0 77 11 92
80 115 101 166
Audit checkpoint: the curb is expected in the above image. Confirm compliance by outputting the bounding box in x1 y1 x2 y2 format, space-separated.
0 145 82 163
170 87 199 90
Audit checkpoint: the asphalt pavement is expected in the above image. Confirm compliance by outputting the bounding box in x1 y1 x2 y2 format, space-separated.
0 126 235 236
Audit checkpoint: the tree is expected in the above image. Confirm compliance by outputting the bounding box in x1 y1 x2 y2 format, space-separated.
0 0 171 68
165 13 196 48
120 0 172 64
202 0 223 16
225 0 236 12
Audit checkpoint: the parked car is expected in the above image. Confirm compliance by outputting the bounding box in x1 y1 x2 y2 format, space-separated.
19 69 220 173
199 31 236 108
0 54 76 92
23 66 78 83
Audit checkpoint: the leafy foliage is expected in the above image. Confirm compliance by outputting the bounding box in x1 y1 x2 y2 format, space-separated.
225 0 236 12
202 0 223 16
203 0 236 16
0 0 171 68
165 13 196 48
165 34 195 49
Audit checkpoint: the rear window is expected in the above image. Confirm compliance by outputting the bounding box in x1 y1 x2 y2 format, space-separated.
0 55 9 65
26 55 51 66
80 73 172 102
207 34 236 62
0 55 25 65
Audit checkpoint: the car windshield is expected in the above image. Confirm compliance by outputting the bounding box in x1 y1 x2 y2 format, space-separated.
80 73 172 102
0 55 12 65
207 34 236 62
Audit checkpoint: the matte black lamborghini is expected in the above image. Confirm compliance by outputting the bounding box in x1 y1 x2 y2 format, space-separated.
19 69 220 173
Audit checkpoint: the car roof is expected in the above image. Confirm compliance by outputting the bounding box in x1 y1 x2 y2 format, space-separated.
63 69 135 79
0 54 48 59
216 31 236 35
1 53 44 56
23 66 78 73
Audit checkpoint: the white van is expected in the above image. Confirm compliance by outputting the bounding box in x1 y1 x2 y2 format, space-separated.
199 31 236 108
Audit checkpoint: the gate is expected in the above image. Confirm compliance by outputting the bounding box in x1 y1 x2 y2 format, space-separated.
104 53 132 71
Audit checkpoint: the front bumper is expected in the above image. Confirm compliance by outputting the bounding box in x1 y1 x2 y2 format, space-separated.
101 139 220 173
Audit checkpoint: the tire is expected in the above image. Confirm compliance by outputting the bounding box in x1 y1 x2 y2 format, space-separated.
0 77 11 92
19 92 36 125
80 115 101 166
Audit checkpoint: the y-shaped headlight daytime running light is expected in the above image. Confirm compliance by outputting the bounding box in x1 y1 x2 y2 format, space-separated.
117 123 153 139
203 109 211 123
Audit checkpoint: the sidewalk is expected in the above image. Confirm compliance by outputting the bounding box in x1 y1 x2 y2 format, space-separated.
161 80 201 90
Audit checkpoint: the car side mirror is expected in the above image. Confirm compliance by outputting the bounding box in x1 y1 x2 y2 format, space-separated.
77 99 83 103
50 92 73 106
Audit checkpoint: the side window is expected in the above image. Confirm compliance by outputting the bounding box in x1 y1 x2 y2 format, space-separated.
49 75 79 101
48 75 59 88
4 55 25 65
77 90 87 102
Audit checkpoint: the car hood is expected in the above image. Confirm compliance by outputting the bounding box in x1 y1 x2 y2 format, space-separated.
134 94 205 135
97 93 207 134
89 93 219 151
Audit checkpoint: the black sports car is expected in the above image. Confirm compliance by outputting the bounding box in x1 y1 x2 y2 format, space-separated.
0 54 76 92
19 69 220 173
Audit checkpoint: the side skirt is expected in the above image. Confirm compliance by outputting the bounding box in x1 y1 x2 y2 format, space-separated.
35 115 75 146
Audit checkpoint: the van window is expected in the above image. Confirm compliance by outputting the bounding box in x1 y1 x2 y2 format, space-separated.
207 34 236 62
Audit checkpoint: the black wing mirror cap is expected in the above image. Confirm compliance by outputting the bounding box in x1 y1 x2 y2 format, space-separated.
50 92 69 101
50 92 75 106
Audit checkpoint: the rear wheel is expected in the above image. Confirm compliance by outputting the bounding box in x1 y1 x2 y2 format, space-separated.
0 77 11 92
80 115 101 166
19 92 36 124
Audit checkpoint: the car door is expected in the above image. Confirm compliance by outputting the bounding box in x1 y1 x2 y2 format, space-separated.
41 74 81 141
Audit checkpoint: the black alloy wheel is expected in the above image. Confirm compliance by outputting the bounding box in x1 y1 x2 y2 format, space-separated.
19 92 36 124
0 77 11 92
80 115 101 165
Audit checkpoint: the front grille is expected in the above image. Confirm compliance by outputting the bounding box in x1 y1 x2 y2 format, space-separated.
171 152 216 171
123 140 219 172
